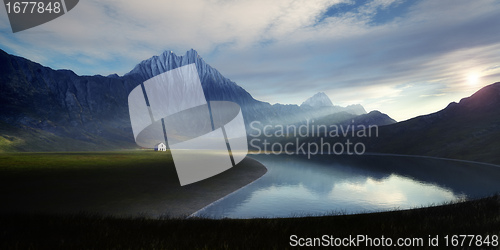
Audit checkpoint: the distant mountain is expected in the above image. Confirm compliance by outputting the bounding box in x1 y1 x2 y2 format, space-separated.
0 49 395 152
127 49 257 107
300 92 366 115
365 82 500 165
263 93 369 128
125 49 274 124
340 110 396 127
126 51 370 123
301 92 333 107
344 104 367 116
123 50 379 127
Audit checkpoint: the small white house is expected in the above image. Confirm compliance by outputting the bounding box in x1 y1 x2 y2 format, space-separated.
154 142 167 152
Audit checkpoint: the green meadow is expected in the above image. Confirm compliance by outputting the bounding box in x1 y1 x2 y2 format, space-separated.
0 151 266 217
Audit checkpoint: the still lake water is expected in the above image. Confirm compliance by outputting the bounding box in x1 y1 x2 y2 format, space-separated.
194 154 500 218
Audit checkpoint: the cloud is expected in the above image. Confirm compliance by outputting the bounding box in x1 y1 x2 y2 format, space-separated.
210 0 500 120
0 0 499 121
0 0 349 72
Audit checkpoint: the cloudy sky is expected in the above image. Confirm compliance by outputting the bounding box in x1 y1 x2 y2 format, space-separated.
1 0 500 121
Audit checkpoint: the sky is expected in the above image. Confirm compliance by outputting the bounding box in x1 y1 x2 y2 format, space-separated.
1 0 500 121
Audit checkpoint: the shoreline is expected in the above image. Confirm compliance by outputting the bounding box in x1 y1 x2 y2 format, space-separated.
0 152 268 219
188 155 268 218
362 152 500 168
170 156 268 218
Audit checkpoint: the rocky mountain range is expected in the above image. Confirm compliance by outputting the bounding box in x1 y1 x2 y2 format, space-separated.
0 49 394 152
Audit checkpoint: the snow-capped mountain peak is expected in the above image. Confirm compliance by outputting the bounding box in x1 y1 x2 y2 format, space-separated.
301 92 334 107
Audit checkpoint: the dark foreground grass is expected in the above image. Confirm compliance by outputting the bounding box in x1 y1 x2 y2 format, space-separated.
0 151 267 217
0 195 498 249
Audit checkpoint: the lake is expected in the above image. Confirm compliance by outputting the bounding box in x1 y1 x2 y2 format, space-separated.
193 154 500 218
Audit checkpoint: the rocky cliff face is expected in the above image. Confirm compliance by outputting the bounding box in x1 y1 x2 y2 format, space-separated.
126 49 276 124
0 49 140 150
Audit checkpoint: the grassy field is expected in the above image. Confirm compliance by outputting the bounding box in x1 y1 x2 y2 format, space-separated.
1 151 498 249
0 195 498 249
0 151 266 217
0 120 138 153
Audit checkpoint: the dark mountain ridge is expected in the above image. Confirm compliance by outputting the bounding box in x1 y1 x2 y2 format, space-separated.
365 82 500 164
0 50 139 151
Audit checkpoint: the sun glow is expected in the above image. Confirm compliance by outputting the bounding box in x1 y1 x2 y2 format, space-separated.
467 73 480 85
